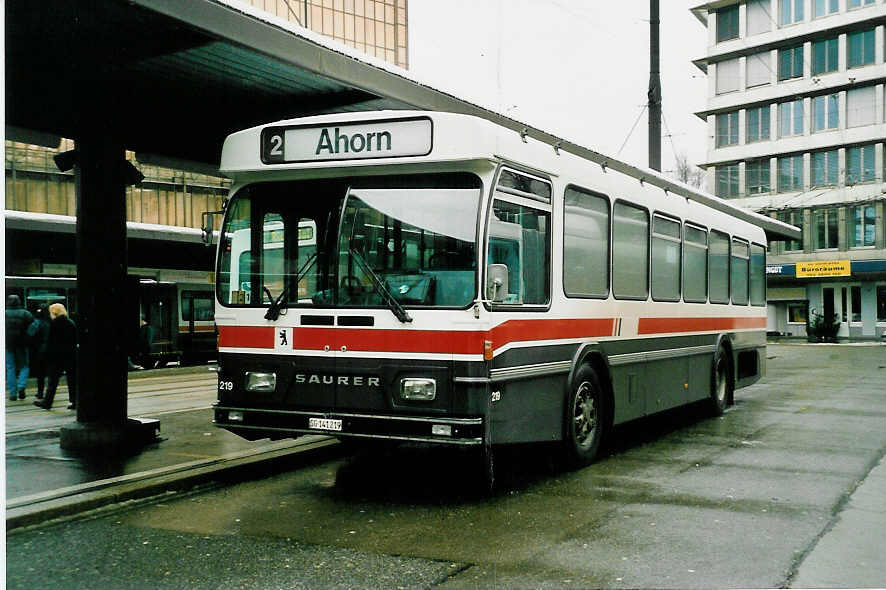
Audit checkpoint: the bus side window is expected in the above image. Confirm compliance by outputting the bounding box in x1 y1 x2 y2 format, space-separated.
563 187 610 299
487 168 552 306
709 230 730 304
488 199 550 305
683 223 708 303
731 238 750 305
612 201 649 300
651 214 681 302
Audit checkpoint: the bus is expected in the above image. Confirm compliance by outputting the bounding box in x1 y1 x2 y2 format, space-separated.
210 111 796 478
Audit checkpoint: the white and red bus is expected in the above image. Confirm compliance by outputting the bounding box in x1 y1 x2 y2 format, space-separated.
211 111 795 471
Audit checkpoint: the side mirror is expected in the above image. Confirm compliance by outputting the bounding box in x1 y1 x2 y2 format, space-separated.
202 210 225 247
201 211 214 246
486 264 509 303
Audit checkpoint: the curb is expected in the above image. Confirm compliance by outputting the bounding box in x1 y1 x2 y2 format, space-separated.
6 435 342 532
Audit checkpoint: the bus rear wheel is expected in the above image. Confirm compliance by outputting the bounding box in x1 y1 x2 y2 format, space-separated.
710 345 732 416
562 365 605 469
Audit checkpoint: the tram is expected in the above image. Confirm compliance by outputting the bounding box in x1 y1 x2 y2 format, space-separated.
210 111 795 471
5 269 216 368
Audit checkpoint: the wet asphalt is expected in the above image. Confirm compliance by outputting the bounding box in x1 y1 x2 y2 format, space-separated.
5 343 886 589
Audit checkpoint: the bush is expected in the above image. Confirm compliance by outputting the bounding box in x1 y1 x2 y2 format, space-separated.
807 311 840 342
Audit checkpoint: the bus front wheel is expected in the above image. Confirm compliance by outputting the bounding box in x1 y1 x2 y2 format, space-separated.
562 365 605 469
710 346 732 416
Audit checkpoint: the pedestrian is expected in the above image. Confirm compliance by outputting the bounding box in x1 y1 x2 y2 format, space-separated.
33 303 78 410
5 294 34 401
135 315 154 369
29 306 51 401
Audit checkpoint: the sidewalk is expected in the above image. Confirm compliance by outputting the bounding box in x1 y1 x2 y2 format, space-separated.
790 455 886 589
5 365 340 530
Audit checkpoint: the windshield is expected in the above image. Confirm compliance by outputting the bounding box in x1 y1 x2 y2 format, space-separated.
217 174 481 311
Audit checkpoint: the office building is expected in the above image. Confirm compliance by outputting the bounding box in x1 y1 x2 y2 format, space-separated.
692 0 886 339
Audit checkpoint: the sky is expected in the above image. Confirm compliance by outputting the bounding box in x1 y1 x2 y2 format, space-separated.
407 0 709 178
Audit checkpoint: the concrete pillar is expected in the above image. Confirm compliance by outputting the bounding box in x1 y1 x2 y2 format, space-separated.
59 101 158 452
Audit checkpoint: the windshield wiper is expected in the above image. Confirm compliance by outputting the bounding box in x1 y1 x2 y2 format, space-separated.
348 248 412 323
263 253 318 321
263 286 287 321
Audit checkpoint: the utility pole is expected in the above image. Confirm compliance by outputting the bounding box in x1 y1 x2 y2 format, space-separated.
648 0 662 172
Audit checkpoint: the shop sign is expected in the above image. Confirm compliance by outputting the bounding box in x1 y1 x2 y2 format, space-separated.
796 260 851 278
766 286 806 300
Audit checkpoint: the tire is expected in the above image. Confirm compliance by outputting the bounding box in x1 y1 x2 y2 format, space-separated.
710 345 732 416
562 365 605 469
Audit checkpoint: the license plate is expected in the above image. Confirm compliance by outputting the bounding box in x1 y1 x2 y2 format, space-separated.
308 417 342 431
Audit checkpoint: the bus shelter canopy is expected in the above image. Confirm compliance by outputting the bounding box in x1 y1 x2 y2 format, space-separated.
6 0 799 242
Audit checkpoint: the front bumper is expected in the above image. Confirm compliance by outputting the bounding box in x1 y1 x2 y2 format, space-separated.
213 404 484 445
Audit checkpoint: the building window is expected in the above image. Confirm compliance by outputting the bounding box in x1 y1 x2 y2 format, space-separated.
778 155 804 192
813 93 839 132
814 208 839 249
851 286 861 322
716 164 740 198
788 302 807 323
778 210 804 252
849 0 875 8
812 150 839 186
778 46 804 81
778 99 804 137
747 0 772 36
746 159 771 194
747 51 771 87
813 0 838 18
717 5 740 42
849 204 876 247
847 145 876 184
847 86 876 128
716 58 740 94
812 38 838 75
878 286 886 322
848 29 875 68
746 105 770 143
779 0 804 25
716 111 739 147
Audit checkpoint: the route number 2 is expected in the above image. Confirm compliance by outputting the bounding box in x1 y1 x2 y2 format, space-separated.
268 134 283 156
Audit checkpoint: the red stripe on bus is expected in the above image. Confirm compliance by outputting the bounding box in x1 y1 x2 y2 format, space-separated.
218 317 763 353
217 326 274 348
637 316 766 334
488 318 615 345
218 318 615 354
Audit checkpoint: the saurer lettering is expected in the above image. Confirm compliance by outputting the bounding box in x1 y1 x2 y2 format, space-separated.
315 127 392 155
295 374 381 387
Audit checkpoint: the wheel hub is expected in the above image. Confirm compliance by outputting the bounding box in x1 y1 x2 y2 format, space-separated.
573 382 597 448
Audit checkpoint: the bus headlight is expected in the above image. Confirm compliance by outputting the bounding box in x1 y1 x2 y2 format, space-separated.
399 378 436 401
245 372 276 393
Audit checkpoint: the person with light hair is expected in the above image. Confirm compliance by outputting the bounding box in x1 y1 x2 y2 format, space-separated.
33 303 78 410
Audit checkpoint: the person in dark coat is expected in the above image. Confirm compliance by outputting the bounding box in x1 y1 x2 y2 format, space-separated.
28 306 51 401
34 303 78 410
5 294 34 401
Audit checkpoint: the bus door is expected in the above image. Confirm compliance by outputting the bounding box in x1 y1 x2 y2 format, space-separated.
180 289 216 363
138 282 176 366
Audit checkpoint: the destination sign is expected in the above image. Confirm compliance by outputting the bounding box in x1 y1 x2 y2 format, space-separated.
261 117 433 163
